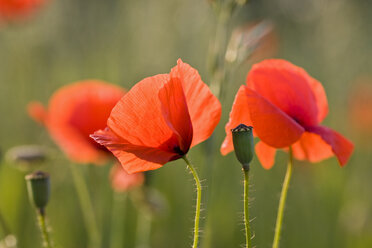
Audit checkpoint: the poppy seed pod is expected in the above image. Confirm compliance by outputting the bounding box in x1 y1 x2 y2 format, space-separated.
232 124 254 171
25 171 50 211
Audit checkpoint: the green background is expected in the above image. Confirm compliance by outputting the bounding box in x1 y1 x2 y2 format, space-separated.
1 0 371 247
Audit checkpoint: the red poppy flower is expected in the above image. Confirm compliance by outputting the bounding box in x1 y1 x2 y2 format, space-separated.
349 77 372 134
0 0 45 20
28 80 126 164
110 163 144 192
91 59 221 174
221 59 354 169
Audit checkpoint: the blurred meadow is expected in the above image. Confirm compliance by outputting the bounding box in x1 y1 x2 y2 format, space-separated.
1 0 372 247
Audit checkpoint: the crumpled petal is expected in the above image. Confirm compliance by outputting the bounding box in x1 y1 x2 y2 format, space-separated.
245 88 305 148
247 59 319 126
158 77 193 154
291 131 333 162
91 129 176 173
255 141 276 169
221 85 253 155
170 59 221 147
306 126 354 166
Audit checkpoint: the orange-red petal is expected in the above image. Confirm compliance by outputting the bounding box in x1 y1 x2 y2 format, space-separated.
307 126 354 166
158 77 193 154
27 101 47 125
170 59 221 147
307 77 328 123
255 141 276 169
221 85 253 155
38 80 125 164
91 129 176 173
247 59 319 126
245 88 305 148
291 131 333 163
110 164 144 192
107 74 174 148
48 123 107 164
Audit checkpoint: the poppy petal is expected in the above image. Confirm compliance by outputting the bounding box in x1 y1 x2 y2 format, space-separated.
91 129 176 173
27 101 47 125
170 59 221 147
47 80 125 139
221 85 253 155
306 126 354 166
36 80 125 164
110 164 144 192
158 77 193 154
48 123 107 164
246 59 319 126
291 131 333 162
255 141 276 169
245 88 305 148
307 78 329 123
107 74 175 148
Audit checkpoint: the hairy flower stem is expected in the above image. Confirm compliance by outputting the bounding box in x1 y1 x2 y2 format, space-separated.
272 147 293 248
37 209 52 248
182 156 202 248
69 164 101 248
243 168 252 248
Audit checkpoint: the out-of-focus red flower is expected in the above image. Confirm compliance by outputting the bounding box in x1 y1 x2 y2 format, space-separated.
349 77 372 134
221 59 354 169
0 0 45 20
91 59 221 174
110 163 144 192
28 80 126 164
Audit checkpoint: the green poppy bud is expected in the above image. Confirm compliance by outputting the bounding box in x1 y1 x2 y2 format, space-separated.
231 124 254 171
25 171 50 211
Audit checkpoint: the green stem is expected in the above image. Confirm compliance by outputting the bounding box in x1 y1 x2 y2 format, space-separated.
69 164 101 248
182 156 202 248
110 193 127 248
243 168 252 248
37 209 52 248
0 210 11 238
272 147 293 248
135 207 152 248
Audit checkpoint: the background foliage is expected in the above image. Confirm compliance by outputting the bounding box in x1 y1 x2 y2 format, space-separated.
1 0 371 247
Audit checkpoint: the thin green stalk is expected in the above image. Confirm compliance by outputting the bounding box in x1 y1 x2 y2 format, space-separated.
110 193 127 248
272 147 293 248
37 209 52 248
69 164 101 248
0 211 10 238
135 208 151 248
243 168 251 248
182 156 202 248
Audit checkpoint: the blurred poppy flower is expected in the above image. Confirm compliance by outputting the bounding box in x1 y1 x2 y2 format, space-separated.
349 77 372 135
110 163 144 192
0 0 46 20
28 80 125 164
221 59 354 169
91 59 221 174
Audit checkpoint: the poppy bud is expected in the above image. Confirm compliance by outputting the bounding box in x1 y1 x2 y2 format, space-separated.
231 124 254 171
25 171 50 211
